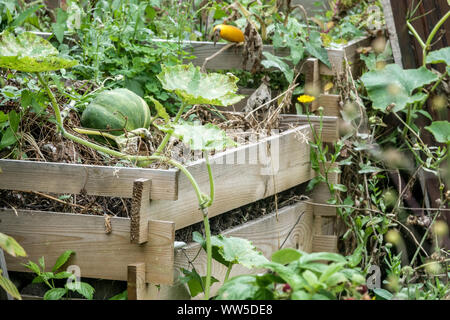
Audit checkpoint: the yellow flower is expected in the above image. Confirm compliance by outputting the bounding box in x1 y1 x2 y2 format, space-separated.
297 95 316 103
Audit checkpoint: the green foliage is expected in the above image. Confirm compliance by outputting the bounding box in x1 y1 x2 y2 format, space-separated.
425 121 450 143
23 250 95 300
361 64 438 112
0 31 77 72
215 248 367 300
157 64 244 106
0 232 26 258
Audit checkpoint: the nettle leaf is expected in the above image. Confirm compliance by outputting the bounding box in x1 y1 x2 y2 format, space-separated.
425 121 450 143
211 235 269 269
361 64 438 112
44 288 67 300
52 250 75 272
66 281 95 300
157 64 244 106
0 31 78 72
0 233 26 257
167 121 237 151
426 47 450 66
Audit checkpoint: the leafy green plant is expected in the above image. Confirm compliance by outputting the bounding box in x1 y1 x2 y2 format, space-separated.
215 248 368 300
23 250 95 300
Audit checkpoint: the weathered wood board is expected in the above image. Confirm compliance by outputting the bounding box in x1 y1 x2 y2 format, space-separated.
0 209 175 284
148 124 314 230
0 159 178 200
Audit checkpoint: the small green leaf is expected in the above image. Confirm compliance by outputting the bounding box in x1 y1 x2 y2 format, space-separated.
215 275 273 300
373 288 393 300
44 288 68 300
23 261 40 275
291 290 310 300
109 290 127 300
319 263 345 283
0 31 78 72
52 250 74 272
157 64 244 106
0 233 26 257
302 270 319 289
66 281 95 300
148 96 169 123
271 248 302 265
180 268 219 298
299 252 347 264
425 121 450 143
347 244 363 267
52 8 68 43
54 271 74 279
38 256 45 270
0 274 22 300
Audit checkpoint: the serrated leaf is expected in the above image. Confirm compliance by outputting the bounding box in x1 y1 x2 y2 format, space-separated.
0 31 78 72
66 281 95 300
149 96 169 123
44 288 67 300
0 233 26 257
166 120 237 151
426 47 450 66
361 64 438 112
157 64 244 106
54 271 74 279
425 121 450 143
52 250 74 272
271 248 302 265
23 261 40 274
0 274 22 300
211 235 269 269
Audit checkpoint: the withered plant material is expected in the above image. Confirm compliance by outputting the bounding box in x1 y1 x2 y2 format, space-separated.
242 22 263 73
244 76 272 113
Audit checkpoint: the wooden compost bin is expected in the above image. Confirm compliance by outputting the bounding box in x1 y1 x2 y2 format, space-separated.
0 115 340 300
1 33 352 299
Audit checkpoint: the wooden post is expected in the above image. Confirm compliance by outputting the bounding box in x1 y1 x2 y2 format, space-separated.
127 263 146 300
304 58 321 112
130 178 152 244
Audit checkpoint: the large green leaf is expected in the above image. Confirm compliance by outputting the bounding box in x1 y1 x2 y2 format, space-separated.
261 51 294 83
425 121 450 143
361 64 438 112
157 64 244 106
211 235 269 269
426 47 450 66
166 120 237 151
0 31 77 72
0 232 26 257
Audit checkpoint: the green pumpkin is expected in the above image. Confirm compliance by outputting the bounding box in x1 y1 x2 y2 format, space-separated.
81 88 151 135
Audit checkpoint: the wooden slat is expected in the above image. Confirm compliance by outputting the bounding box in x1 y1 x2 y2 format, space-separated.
171 202 313 299
0 209 175 284
0 159 178 200
147 125 314 230
312 235 338 253
304 58 321 111
317 94 341 117
130 179 152 244
127 263 146 300
279 114 339 142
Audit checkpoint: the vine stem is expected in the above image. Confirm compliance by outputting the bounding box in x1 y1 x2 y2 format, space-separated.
36 72 63 131
422 10 450 66
202 209 212 300
224 263 233 282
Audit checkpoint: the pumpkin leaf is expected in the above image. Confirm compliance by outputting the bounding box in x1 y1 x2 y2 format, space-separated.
164 120 237 151
0 31 77 72
425 121 450 143
426 47 450 66
157 64 244 106
211 235 269 269
361 64 438 112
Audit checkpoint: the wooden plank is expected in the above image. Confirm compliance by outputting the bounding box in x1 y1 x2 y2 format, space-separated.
171 202 313 299
312 235 338 253
317 94 341 117
0 159 178 200
130 179 152 244
0 209 175 284
127 263 146 300
279 114 339 143
147 125 314 230
304 58 321 111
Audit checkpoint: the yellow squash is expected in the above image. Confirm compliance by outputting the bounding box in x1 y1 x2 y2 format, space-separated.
213 24 245 43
